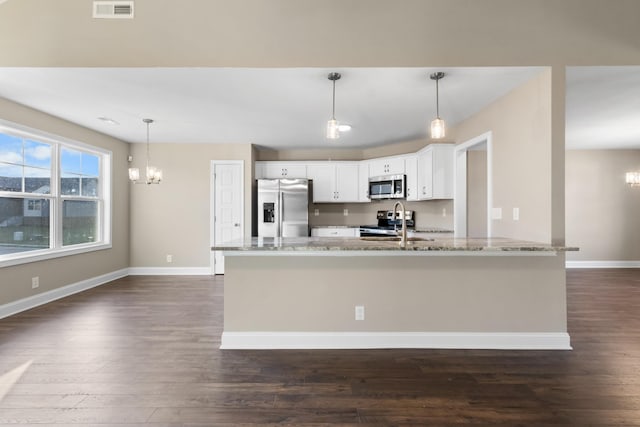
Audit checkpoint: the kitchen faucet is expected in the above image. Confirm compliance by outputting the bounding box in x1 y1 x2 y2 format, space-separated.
393 201 407 249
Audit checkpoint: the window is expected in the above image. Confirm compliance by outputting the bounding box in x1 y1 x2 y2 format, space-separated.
0 120 111 266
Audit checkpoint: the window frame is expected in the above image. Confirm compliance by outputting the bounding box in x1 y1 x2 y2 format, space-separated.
0 119 112 268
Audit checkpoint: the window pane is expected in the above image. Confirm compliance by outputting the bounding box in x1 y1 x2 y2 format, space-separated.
61 174 80 196
81 152 99 176
81 177 99 197
24 166 51 194
0 133 23 165
61 148 81 174
24 140 51 169
0 197 50 255
0 163 22 192
62 200 98 246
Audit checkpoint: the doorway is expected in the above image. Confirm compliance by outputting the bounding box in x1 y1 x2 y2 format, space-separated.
454 132 492 238
210 160 244 275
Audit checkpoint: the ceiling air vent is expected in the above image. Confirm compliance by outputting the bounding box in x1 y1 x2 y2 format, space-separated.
93 1 134 19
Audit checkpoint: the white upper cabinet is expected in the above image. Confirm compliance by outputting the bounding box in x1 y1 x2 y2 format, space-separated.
255 161 307 179
416 144 454 200
404 154 419 201
368 156 405 177
255 145 453 202
307 162 361 203
358 160 370 202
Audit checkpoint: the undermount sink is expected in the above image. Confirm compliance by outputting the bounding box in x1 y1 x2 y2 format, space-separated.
359 236 433 242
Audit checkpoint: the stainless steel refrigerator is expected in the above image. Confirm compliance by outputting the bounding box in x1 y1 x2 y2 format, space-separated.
257 179 309 237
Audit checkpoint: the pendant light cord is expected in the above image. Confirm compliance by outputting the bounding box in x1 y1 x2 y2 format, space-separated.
145 120 150 172
332 78 337 120
435 78 440 119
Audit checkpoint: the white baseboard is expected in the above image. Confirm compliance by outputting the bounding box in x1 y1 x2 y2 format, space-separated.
566 260 640 269
128 267 212 275
0 268 129 320
220 331 572 350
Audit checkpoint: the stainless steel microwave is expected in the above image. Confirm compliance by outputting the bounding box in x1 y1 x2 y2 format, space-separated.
368 174 406 200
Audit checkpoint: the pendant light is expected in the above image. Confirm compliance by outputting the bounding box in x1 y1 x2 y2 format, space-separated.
128 118 162 185
326 72 341 139
430 72 446 139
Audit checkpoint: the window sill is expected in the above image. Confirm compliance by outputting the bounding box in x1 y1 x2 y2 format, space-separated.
0 242 112 268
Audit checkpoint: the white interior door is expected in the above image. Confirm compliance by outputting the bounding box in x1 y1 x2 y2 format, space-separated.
212 161 244 274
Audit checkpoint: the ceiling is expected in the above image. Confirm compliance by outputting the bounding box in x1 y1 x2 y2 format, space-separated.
0 66 637 150
566 67 640 150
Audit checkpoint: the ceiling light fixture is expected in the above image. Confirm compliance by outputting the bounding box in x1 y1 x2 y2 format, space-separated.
128 118 162 185
626 171 640 186
429 72 446 139
326 72 342 140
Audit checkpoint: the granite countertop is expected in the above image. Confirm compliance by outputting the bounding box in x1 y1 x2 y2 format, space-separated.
310 225 361 229
212 236 578 253
411 228 454 233
311 225 454 233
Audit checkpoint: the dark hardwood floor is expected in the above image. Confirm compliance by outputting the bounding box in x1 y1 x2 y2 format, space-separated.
0 269 639 425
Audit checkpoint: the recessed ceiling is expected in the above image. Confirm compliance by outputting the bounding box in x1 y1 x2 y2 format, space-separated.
0 66 637 150
0 67 543 149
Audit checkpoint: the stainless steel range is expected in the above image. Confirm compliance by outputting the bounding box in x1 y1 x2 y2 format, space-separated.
359 210 414 236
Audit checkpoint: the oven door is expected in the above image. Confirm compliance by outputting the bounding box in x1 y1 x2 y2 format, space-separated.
359 226 399 237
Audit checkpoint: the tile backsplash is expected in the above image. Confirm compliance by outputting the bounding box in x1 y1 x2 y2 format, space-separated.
309 199 454 230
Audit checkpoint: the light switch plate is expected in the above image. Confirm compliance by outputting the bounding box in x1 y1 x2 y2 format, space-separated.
513 207 520 221
491 207 503 220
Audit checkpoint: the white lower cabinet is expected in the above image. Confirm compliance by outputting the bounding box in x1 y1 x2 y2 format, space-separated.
307 162 360 203
311 227 360 237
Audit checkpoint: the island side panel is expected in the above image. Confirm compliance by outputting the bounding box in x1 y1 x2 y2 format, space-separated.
223 254 567 336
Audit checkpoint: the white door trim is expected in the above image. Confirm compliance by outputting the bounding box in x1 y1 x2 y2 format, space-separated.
211 160 244 275
453 131 493 238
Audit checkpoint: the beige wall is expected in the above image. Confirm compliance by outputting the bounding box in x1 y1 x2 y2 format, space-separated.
566 150 640 261
467 150 488 238
0 98 129 306
129 143 253 268
1 1 639 67
451 70 553 243
224 254 567 333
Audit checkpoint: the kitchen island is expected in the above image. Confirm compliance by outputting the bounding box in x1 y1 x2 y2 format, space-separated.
214 237 577 350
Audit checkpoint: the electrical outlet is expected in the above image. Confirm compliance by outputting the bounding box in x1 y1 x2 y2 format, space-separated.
513 207 520 221
343 209 349 216
166 254 173 263
442 208 447 217
355 305 365 320
31 276 39 289
314 208 319 216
